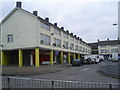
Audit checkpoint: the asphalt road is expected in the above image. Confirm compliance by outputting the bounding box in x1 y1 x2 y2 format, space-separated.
26 62 118 83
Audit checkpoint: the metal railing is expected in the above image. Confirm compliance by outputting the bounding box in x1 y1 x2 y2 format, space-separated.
2 76 119 89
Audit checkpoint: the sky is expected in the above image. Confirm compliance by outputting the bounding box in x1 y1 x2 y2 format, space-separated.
0 0 119 43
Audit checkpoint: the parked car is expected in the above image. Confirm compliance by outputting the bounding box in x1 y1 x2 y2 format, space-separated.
94 58 100 64
82 58 92 64
72 59 83 66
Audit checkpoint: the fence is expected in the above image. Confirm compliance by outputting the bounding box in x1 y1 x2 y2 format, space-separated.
2 76 119 89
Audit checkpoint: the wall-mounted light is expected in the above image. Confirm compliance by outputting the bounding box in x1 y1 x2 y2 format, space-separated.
51 33 54 35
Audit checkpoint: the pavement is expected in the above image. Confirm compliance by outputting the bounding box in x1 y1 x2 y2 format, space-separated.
99 60 119 78
2 63 71 76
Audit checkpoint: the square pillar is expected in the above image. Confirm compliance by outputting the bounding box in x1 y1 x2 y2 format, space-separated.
1 51 9 66
74 53 76 59
0 51 1 65
60 51 63 64
50 50 53 65
68 52 70 63
19 50 23 67
35 48 40 67
78 54 80 59
1 51 4 66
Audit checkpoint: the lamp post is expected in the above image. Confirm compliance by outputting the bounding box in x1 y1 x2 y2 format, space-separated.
113 23 117 26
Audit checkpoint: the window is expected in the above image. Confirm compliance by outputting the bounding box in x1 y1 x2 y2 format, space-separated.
111 49 118 53
70 37 74 41
45 35 50 45
75 45 78 51
63 33 68 38
85 49 87 53
40 33 50 45
70 43 74 50
54 29 60 35
54 38 61 47
63 41 68 49
77 40 78 43
82 48 85 52
40 22 50 30
100 49 107 53
80 47 82 52
7 34 13 42
111 45 118 47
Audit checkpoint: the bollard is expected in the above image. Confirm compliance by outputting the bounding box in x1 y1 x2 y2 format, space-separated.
109 84 112 90
52 81 54 89
8 77 10 90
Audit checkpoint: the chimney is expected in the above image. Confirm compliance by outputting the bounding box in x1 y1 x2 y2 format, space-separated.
33 11 37 16
74 35 76 37
80 38 82 41
61 27 64 30
45 17 49 22
54 23 57 27
71 33 73 36
66 30 69 33
16 1 22 8
77 37 79 39
97 39 99 42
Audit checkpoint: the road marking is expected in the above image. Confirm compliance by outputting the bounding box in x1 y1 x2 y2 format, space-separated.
82 68 89 71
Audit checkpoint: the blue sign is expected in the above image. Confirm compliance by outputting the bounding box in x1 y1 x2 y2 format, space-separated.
55 51 59 55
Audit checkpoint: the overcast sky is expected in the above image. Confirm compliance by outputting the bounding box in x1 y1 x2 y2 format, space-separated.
0 0 119 43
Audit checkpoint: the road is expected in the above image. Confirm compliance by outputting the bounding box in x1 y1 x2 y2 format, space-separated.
26 62 118 83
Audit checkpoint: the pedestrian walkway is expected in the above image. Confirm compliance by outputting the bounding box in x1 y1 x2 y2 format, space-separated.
2 63 71 76
98 60 119 79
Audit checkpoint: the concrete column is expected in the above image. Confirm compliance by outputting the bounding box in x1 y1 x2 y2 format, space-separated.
74 53 76 59
19 50 23 67
35 48 40 67
0 51 1 65
1 51 4 66
50 50 53 65
60 51 63 64
78 54 80 59
68 52 70 63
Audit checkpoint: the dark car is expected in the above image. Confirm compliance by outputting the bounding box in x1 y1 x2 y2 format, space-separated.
72 59 83 66
82 58 92 64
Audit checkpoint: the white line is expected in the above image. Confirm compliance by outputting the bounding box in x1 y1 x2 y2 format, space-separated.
81 68 89 71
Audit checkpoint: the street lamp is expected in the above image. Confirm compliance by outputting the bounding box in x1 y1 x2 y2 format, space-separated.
113 23 117 26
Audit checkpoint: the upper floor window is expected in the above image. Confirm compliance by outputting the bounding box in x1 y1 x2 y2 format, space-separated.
54 38 61 47
77 40 78 43
63 41 68 49
80 47 82 52
70 36 74 41
7 34 13 42
75 45 78 51
54 29 60 35
83 48 85 52
111 45 118 47
111 49 118 53
100 49 107 53
40 22 50 30
70 43 74 50
40 33 50 45
63 33 68 38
